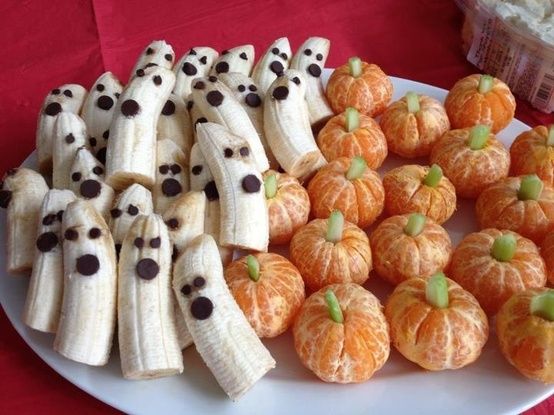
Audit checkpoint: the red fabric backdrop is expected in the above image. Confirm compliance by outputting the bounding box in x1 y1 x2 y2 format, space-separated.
0 0 552 413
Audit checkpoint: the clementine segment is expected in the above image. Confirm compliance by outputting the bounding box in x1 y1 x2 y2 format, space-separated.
225 253 305 338
510 126 554 188
542 231 554 285
496 288 554 383
380 93 450 158
383 164 457 224
293 283 390 383
448 229 547 316
385 276 489 371
444 74 515 133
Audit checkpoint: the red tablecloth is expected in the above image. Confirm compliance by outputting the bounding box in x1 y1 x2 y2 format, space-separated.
0 1 552 414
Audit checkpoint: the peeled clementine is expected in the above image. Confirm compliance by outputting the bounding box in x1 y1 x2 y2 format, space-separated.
510 125 554 188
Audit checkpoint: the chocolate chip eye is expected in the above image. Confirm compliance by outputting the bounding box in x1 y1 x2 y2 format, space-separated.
316 53 323 61
161 178 182 197
103 130 110 139
239 52 248 60
134 237 144 248
170 164 182 174
64 228 78 241
42 214 57 226
248 85 257 92
304 49 312 56
182 62 197 76
93 166 103 175
190 296 213 320
89 137 97 147
159 164 170 175
164 53 173 62
193 276 206 287
245 93 261 107
80 180 102 199
77 254 100 276
71 172 82 182
307 64 322 78
191 165 203 175
146 47 154 55
65 134 75 144
152 75 162 86
199 56 207 64
206 91 224 107
224 148 233 158
51 88 61 95
270 61 284 75
189 48 197 55
96 84 105 92
215 61 229 73
181 284 192 296
136 69 145 77
166 218 179 229
271 47 280 55
272 86 289 100
63 89 73 97
150 237 161 248
89 228 101 239
121 99 140 117
239 146 249 156
194 81 206 90
280 53 288 60
136 258 159 280
36 232 58 252
144 62 158 69
44 102 62 116
208 75 218 82
110 208 122 218
238 84 245 92
292 77 301 85
242 174 262 193
127 204 139 215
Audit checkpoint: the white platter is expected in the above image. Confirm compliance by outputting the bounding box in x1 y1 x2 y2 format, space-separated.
1 72 553 415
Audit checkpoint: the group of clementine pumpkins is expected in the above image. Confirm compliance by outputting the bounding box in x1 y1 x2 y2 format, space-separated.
223 57 554 385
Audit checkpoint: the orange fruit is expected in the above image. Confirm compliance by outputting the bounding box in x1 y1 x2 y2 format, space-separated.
444 74 515 133
385 275 489 371
307 157 385 228
429 126 510 199
496 288 554 383
475 176 554 244
448 229 546 316
379 93 450 158
326 58 393 117
542 231 554 285
289 211 372 292
510 126 554 188
225 253 305 338
293 283 390 383
316 109 387 169
382 164 457 224
370 213 452 286
263 170 310 245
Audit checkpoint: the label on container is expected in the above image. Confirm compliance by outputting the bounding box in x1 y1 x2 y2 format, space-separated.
458 0 554 113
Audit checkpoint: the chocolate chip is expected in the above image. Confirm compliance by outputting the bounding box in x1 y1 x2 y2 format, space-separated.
189 48 197 55
206 90 224 107
170 164 182 174
239 146 249 156
63 90 73 97
222 50 229 55
65 134 75 144
186 100 193 110
136 258 159 280
204 180 219 201
162 178 182 197
271 47 279 55
215 61 229 73
307 64 322 77
97 95 114 110
96 84 105 92
242 174 261 193
128 204 139 215
89 137 97 147
238 84 245 92
146 47 154 55
166 218 179 229
270 61 284 74
42 214 56 226
36 232 58 252
121 99 140 117
159 165 170 174
224 148 233 158
96 147 107 164
71 172 82 182
150 237 161 248
239 52 248 60
64 228 78 241
316 53 323 61
89 228 101 239
193 276 205 287
292 76 301 85
194 81 206 90
280 52 288 60
0 190 11 208
162 100 175 116
110 208 122 218
164 53 173 62
195 117 207 125
115 243 122 256
102 130 109 139
153 75 162 85
56 210 64 221
190 296 213 320
134 237 144 248
208 75 218 82
245 93 261 107
51 88 61 95
80 179 101 199
172 246 179 262
93 166 103 175
136 69 145 77
144 62 158 68
76 254 100 276
44 102 62 116
199 56 207 64
272 86 289 100
304 49 312 56
191 165 203 175
181 284 191 296
182 62 197 76
248 85 257 92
